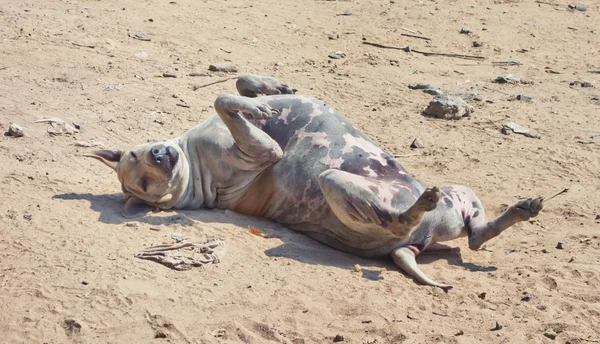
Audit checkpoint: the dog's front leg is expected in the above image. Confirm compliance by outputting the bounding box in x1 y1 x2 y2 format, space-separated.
214 94 283 166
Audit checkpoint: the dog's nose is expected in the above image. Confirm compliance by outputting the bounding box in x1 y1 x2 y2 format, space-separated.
151 145 168 163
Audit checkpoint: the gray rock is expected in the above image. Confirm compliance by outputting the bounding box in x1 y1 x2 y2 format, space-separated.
7 123 24 137
424 95 474 120
460 28 470 34
208 62 238 73
556 242 565 249
473 41 483 47
575 4 587 11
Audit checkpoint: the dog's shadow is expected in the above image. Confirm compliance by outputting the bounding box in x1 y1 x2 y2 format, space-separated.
53 192 496 282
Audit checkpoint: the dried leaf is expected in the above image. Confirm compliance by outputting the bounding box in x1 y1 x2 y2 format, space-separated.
247 227 269 238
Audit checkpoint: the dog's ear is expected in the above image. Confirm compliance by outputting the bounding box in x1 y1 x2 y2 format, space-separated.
84 150 123 172
122 196 152 218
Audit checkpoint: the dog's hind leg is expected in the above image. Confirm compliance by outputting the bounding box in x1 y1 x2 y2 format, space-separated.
318 169 439 239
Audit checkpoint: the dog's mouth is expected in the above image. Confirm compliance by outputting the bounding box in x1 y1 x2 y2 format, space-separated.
150 144 179 175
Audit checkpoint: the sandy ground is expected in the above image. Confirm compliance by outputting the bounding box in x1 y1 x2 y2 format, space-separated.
1 0 600 343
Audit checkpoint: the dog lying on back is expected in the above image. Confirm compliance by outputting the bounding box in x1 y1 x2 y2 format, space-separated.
87 74 544 289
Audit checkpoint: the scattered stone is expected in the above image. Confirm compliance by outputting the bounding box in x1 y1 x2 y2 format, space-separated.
81 281 89 285
568 257 575 263
501 122 541 139
134 51 149 59
328 51 346 59
556 242 565 249
592 96 600 101
104 84 124 91
162 73 177 78
154 331 168 339
424 94 474 120
211 329 226 337
542 249 549 253
35 118 80 136
572 4 587 11
408 83 431 90
130 33 151 41
208 62 238 73
493 74 521 84
570 80 595 88
7 123 24 137
516 94 532 101
410 138 425 149
74 141 104 147
460 27 470 34
361 320 372 324
491 321 504 331
353 264 362 272
171 233 189 242
333 334 345 342
423 88 444 96
536 305 547 311
189 73 211 77
455 330 464 336
63 318 82 337
521 294 533 302
473 41 483 47
477 292 487 300
543 329 557 340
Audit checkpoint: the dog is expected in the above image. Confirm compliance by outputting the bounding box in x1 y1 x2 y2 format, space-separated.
86 74 544 290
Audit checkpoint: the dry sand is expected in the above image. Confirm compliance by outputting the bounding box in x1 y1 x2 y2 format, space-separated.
1 0 599 343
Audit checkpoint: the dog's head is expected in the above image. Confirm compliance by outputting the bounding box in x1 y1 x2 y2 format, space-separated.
85 141 189 218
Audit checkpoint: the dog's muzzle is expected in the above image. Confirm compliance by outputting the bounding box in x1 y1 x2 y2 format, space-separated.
150 144 179 174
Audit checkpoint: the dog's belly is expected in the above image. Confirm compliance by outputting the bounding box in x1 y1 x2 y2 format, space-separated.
237 95 424 227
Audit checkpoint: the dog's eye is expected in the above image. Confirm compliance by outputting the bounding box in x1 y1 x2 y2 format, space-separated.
130 152 137 160
140 178 148 193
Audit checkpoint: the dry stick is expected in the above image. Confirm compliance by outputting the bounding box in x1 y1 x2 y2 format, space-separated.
72 42 96 49
393 153 420 158
543 188 569 203
362 41 485 61
400 27 421 34
400 33 431 41
192 76 238 90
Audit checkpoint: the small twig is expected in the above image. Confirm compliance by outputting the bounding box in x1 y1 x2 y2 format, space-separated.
192 76 238 90
362 41 405 51
394 153 420 158
176 103 190 108
189 73 211 77
401 33 431 41
362 41 485 61
492 61 522 66
543 188 568 203
400 27 422 35
493 108 511 114
162 73 177 78
0 67 7 71
588 70 600 74
432 312 449 317
220 47 232 54
72 42 96 49
535 0 560 5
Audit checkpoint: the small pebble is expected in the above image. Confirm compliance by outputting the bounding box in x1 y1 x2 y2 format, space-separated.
516 94 532 101
556 242 564 249
543 329 557 340
592 96 600 101
410 138 425 149
353 264 362 272
473 41 482 47
575 4 587 11
328 51 346 59
477 292 487 300
542 249 549 253
521 295 532 302
408 83 431 90
162 73 177 78
81 281 89 285
208 61 238 73
536 305 547 311
455 330 464 336
460 27 470 34
8 123 24 137
423 88 444 96
333 334 344 342
491 321 504 331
